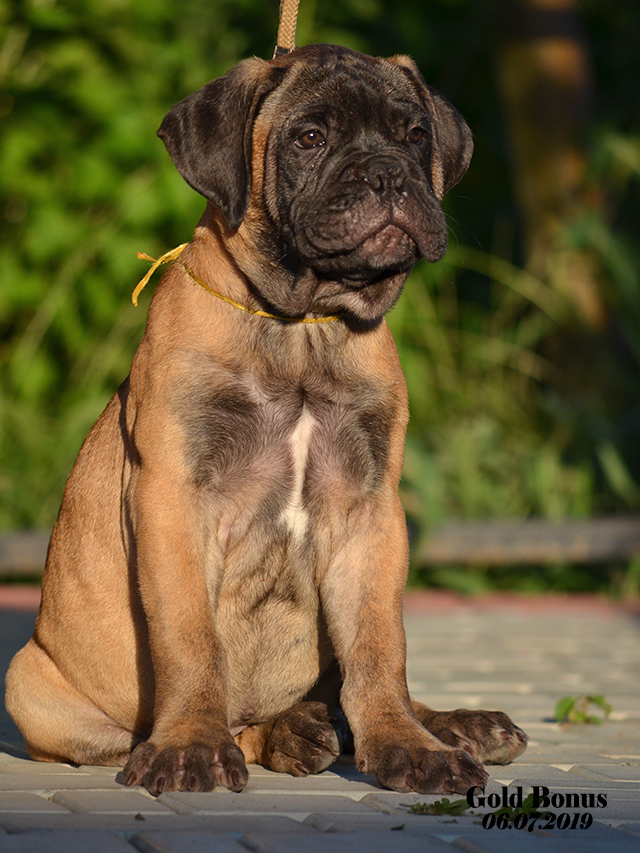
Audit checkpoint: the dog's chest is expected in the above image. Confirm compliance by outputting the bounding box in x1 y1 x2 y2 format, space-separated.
183 375 392 519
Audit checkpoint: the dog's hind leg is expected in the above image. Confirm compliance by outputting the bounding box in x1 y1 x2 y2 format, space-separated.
5 639 140 766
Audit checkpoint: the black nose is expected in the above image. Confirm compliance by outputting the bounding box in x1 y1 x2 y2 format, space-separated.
357 157 407 195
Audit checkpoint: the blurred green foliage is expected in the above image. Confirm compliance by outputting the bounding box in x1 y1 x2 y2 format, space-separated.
1 0 640 592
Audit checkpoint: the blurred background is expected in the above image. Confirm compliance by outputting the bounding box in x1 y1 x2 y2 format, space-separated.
1 0 639 595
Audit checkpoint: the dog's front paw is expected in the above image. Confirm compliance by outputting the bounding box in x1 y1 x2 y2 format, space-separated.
414 706 528 765
123 739 248 796
263 701 346 776
357 741 487 794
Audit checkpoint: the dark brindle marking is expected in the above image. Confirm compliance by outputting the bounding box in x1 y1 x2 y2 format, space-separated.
6 44 526 797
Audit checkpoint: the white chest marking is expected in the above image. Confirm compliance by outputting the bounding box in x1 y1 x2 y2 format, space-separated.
280 406 316 538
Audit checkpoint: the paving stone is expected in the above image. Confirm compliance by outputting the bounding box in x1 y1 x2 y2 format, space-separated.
157 791 380 817
0 828 137 851
78 763 126 775
0 753 32 768
302 811 475 832
0 772 125 792
491 764 607 784
594 802 640 821
356 789 480 814
243 765 289 779
431 823 640 853
51 789 176 814
238 830 455 852
599 755 640 764
571 764 640 782
617 823 640 837
240 769 377 796
506 754 608 766
509 774 640 791
0 812 305 832
136 815 311 833
0 792 69 813
132 831 265 852
0 757 79 774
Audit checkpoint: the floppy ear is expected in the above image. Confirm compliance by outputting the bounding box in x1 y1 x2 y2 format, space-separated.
158 58 286 231
389 55 474 200
424 85 474 199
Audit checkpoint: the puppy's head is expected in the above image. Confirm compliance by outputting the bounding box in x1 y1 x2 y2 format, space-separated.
159 44 472 321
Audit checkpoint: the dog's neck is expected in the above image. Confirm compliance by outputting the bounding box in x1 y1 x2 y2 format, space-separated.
189 205 333 320
190 204 408 324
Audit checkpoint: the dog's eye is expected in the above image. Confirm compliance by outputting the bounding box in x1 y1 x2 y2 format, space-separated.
407 126 428 145
296 129 326 149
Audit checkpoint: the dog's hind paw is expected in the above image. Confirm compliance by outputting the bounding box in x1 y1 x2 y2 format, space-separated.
262 701 346 776
123 738 248 795
413 705 528 765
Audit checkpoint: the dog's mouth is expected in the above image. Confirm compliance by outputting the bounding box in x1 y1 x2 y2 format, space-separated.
276 188 449 320
348 216 433 271
361 223 414 261
296 184 447 277
330 224 417 284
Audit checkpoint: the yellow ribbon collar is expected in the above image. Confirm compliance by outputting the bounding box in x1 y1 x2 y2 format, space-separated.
133 244 342 324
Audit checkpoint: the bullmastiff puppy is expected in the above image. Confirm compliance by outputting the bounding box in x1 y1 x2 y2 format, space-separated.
6 43 527 796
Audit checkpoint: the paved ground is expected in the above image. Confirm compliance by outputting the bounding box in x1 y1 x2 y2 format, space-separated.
1 589 639 852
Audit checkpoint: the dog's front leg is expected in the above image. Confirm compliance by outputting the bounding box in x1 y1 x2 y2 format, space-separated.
122 467 247 795
321 497 487 795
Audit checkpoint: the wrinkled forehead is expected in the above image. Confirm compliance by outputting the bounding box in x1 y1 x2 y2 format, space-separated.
259 55 424 133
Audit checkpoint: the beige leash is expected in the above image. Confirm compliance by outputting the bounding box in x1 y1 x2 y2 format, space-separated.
273 0 301 57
